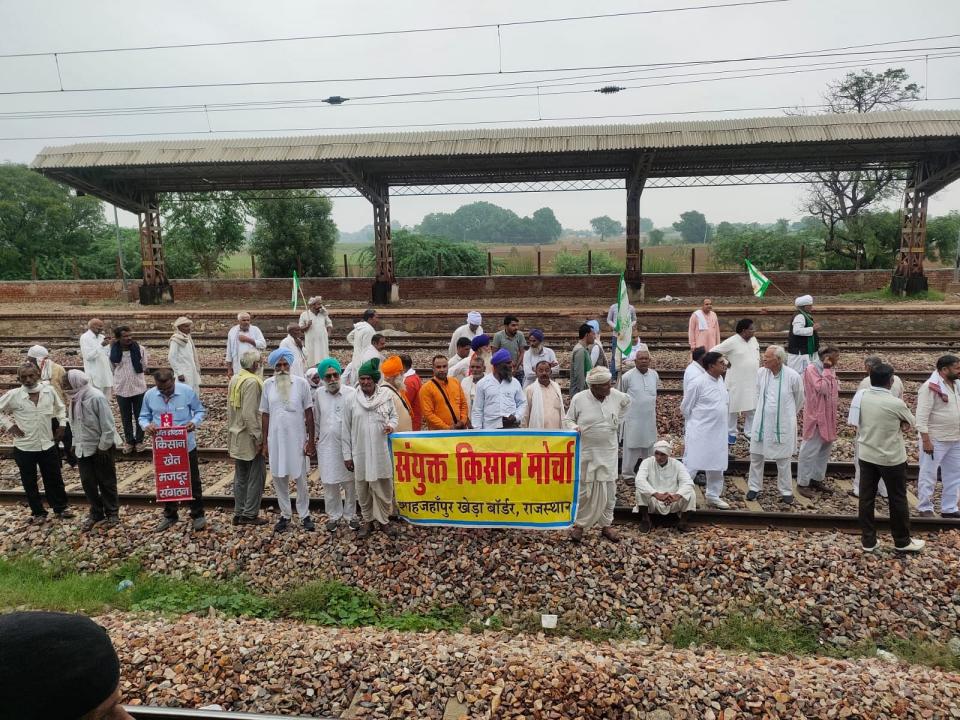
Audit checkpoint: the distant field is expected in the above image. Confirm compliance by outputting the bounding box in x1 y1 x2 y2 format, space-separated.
221 241 719 278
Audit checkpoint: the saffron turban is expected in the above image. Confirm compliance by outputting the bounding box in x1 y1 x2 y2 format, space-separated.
470 334 491 351
381 355 404 377
27 345 48 360
795 295 813 307
317 357 342 376
467 311 482 326
653 439 673 456
358 357 381 381
491 349 512 366
267 347 295 368
0 611 120 720
529 328 544 342
586 366 612 384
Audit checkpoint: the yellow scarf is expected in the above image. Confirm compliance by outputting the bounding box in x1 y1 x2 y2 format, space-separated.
229 369 264 409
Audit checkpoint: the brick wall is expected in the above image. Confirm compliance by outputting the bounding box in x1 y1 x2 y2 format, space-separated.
0 269 953 304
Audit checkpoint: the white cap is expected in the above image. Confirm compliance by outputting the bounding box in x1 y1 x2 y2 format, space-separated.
27 345 48 359
795 295 813 307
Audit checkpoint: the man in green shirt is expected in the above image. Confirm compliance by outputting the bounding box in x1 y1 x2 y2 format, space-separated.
855 362 925 553
492 314 527 384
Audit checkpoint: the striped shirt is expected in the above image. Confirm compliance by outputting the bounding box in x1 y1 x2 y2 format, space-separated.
112 344 150 398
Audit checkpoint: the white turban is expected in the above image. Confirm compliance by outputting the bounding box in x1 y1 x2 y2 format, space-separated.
173 316 193 329
795 295 813 307
27 345 48 360
308 296 323 305
653 440 673 456
467 311 482 326
586 366 612 385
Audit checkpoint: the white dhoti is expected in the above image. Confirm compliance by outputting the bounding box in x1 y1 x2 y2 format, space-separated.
574 479 616 529
637 490 696 515
323 480 357 522
786 353 810 375
797 435 834 487
917 439 960 514
356 477 393 525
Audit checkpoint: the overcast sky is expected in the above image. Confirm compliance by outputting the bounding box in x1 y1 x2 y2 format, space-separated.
2 0 960 233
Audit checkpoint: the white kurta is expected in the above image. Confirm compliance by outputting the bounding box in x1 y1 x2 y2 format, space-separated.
343 321 376 385
635 457 697 513
226 325 267 375
168 336 202 392
447 354 471 382
447 323 483 358
314 385 356 486
565 389 631 484
710 334 760 413
259 375 313 479
621 368 659 449
682 361 706 395
279 335 308 378
750 366 804 460
680 373 729 473
299 308 333 367
80 330 113 391
341 386 398 482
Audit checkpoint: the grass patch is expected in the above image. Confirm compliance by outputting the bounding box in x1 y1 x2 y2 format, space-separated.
0 557 124 614
839 287 945 302
671 612 819 655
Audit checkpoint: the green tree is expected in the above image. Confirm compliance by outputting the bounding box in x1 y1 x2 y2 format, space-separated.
418 201 562 244
161 192 247 278
0 163 107 280
638 217 654 232
356 229 487 276
590 215 624 240
803 68 921 268
672 211 710 244
647 228 665 246
248 191 338 277
712 219 825 270
530 207 562 243
927 212 960 264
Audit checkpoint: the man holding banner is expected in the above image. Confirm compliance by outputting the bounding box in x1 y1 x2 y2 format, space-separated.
565 366 631 543
139 368 207 531
341 358 399 538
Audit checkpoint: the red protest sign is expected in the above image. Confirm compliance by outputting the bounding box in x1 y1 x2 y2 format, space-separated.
153 426 192 502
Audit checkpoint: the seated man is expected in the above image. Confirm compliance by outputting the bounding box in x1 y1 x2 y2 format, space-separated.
634 439 697 533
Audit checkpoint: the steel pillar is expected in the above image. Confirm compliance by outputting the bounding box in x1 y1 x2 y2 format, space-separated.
891 166 929 295
371 181 397 304
137 196 174 304
625 155 652 288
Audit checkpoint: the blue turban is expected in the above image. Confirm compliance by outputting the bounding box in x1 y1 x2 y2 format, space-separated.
267 347 295 368
529 328 544 342
491 349 512 366
317 357 342 377
586 320 600 334
471 334 491 351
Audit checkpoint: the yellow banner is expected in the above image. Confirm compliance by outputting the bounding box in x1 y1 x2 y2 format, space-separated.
390 429 580 528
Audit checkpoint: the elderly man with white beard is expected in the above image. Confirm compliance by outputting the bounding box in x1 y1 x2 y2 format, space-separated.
635 439 696 533
260 348 316 533
380 355 413 432
299 296 334 367
341 358 399 538
565 366 631 543
747 345 804 505
313 358 359 532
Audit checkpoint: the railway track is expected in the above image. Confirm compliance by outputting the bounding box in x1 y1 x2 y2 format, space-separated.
1 447 953 532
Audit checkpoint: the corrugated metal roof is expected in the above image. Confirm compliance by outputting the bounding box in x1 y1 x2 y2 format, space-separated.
30 110 960 169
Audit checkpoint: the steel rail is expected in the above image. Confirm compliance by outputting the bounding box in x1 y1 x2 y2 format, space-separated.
0 488 955 533
126 708 329 720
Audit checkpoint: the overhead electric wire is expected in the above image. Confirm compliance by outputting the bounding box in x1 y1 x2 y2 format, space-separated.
2 41 960 97
5 48 953 127
0 0 790 59
3 94 958 144
1 38 958 119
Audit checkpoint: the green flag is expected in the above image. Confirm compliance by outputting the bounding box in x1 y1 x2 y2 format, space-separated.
745 259 770 298
614 272 633 357
291 270 301 310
